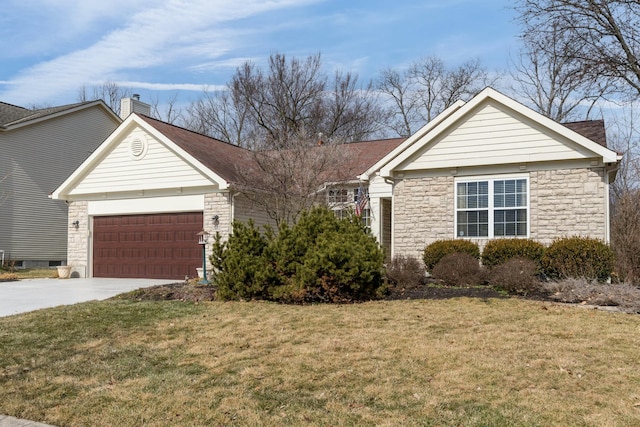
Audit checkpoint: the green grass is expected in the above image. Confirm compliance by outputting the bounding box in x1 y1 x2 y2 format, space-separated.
1 298 639 426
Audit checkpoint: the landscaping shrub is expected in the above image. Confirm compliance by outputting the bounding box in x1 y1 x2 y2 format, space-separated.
542 236 615 281
431 252 487 287
384 255 427 289
212 207 385 303
488 257 541 296
481 238 545 269
423 239 480 272
210 220 279 301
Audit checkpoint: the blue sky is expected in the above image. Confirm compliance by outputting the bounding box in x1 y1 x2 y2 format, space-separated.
0 0 519 108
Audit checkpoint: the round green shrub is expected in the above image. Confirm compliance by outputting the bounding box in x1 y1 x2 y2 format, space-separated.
481 238 545 269
542 236 615 281
422 239 480 272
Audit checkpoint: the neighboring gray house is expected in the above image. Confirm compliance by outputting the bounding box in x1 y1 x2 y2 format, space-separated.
0 100 121 268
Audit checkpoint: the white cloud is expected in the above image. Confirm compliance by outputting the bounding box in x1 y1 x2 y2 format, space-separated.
0 0 322 106
117 81 223 92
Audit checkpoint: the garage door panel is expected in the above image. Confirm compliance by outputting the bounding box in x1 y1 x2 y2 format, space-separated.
119 231 145 242
93 212 203 279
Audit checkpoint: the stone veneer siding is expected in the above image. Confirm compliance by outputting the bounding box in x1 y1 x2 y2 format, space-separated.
66 200 89 274
392 167 607 260
530 167 606 246
203 192 231 270
393 176 455 260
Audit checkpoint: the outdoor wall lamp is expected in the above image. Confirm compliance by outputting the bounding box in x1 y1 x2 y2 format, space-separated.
197 229 211 285
71 220 80 229
212 214 219 226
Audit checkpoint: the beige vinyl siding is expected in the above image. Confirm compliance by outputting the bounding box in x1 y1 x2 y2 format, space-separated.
0 106 119 264
70 126 213 195
397 102 595 172
233 193 278 229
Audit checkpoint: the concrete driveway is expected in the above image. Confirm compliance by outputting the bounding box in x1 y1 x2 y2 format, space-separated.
0 278 176 317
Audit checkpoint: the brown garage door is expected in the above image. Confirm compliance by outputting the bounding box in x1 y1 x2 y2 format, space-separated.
93 212 203 279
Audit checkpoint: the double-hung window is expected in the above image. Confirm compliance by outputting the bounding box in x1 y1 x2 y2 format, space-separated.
455 175 528 238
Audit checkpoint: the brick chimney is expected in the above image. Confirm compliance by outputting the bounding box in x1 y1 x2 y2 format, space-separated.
120 94 151 119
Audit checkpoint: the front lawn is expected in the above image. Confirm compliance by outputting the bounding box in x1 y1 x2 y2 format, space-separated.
1 298 639 426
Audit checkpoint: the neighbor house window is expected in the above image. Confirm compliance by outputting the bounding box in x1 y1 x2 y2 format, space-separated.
455 176 528 238
328 189 349 204
327 187 370 228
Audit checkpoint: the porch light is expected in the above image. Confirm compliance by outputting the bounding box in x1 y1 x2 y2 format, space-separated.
197 230 211 285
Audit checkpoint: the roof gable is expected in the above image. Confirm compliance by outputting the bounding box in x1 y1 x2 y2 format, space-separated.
379 88 619 177
137 115 252 184
52 114 233 200
0 100 120 130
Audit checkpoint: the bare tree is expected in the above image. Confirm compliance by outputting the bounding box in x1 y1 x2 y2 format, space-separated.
510 26 610 122
77 81 132 116
376 68 420 137
608 103 640 197
515 0 640 100
184 53 385 147
235 135 354 226
377 56 492 136
183 86 253 146
603 103 640 283
150 92 183 124
611 189 640 283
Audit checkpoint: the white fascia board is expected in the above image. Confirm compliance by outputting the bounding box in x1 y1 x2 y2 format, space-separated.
361 100 466 181
51 114 228 200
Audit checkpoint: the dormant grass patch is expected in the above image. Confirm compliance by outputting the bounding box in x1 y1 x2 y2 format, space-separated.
1 298 639 426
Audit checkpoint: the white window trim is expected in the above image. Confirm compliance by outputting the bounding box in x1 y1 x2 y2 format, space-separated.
454 173 530 239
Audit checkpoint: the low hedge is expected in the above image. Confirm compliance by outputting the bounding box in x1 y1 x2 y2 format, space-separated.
541 236 614 281
423 239 480 272
481 238 545 269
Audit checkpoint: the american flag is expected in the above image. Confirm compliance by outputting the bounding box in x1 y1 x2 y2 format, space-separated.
355 187 367 216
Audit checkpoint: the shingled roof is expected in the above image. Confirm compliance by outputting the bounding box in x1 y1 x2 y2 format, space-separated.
137 115 405 184
137 115 254 184
135 114 608 187
563 120 607 147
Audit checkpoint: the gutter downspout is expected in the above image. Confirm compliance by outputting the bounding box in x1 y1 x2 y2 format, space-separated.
604 162 620 245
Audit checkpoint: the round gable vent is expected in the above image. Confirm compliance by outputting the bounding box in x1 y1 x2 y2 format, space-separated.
129 137 148 159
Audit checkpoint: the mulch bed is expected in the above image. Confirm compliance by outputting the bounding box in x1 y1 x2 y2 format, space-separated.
117 281 512 302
